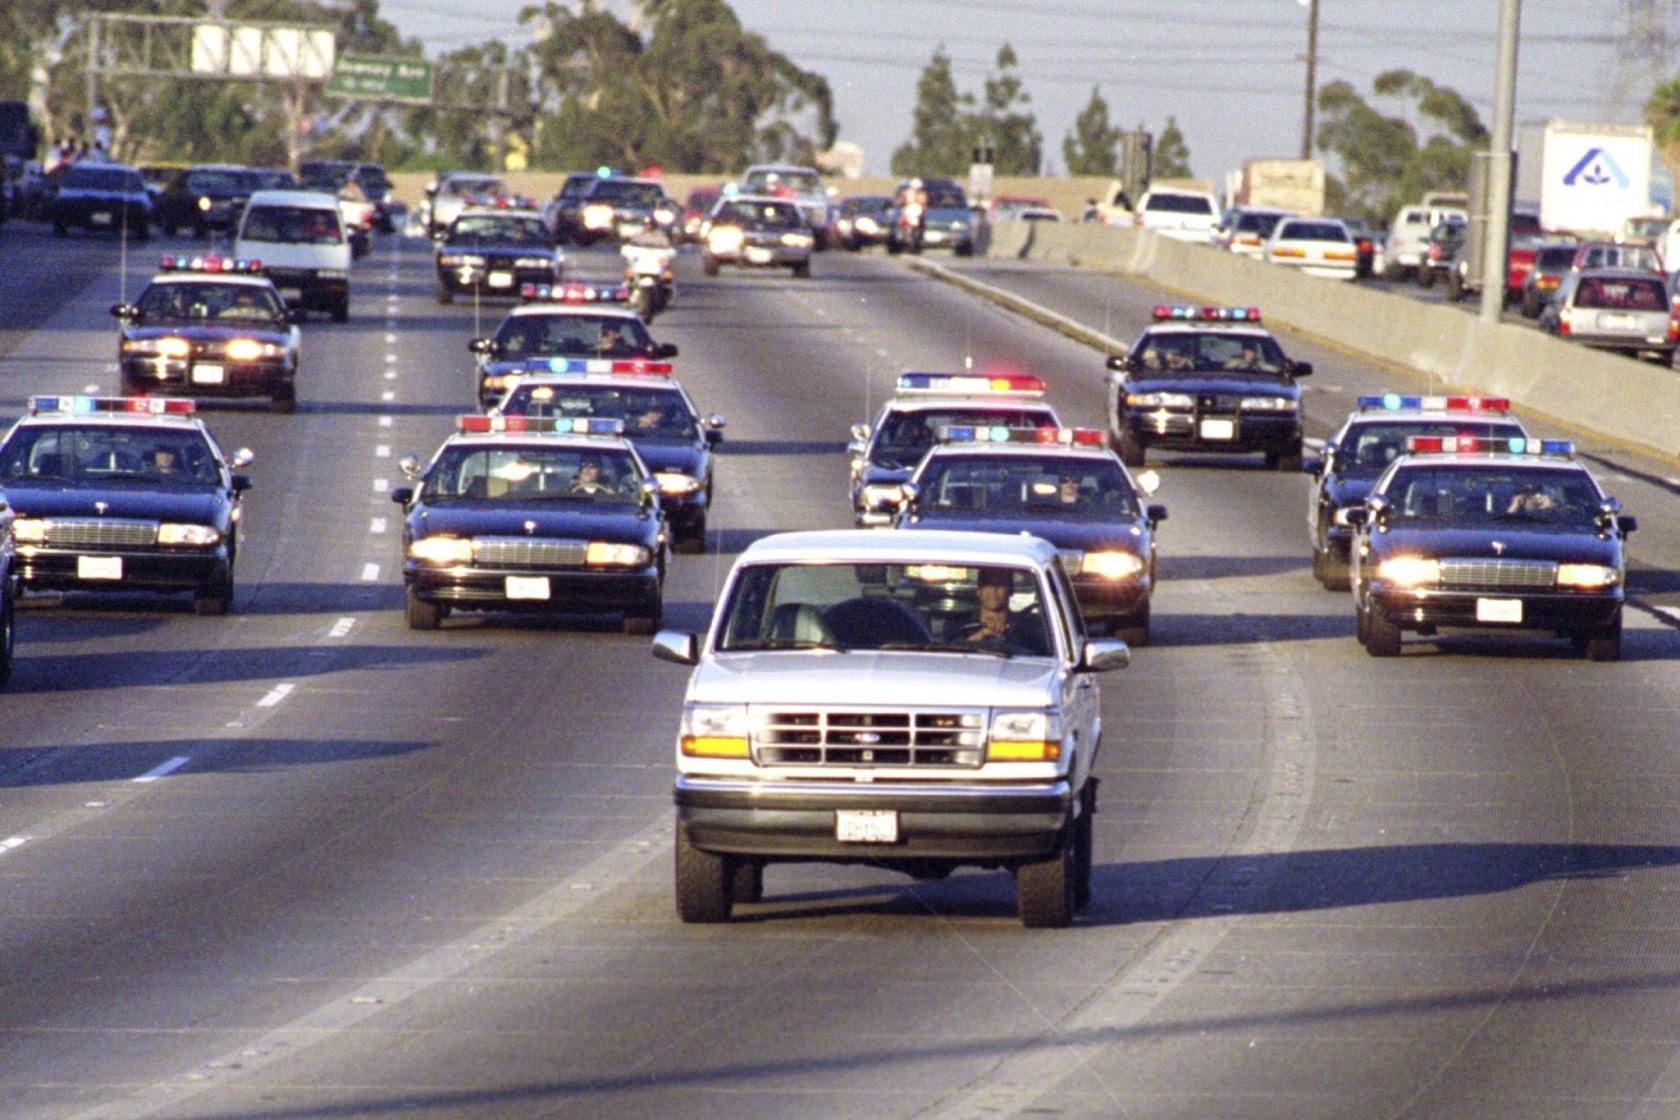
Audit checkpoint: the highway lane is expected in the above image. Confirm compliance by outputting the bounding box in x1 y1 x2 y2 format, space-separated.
1 232 1679 1119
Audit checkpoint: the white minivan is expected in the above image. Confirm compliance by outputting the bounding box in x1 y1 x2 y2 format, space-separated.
235 189 352 322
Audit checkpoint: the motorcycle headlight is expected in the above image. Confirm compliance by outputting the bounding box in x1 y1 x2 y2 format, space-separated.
1081 551 1145 580
1376 556 1440 588
157 523 221 546
680 704 751 758
989 710 1062 762
709 226 745 253
1241 396 1297 412
585 541 650 567
856 216 880 234
1127 391 1194 408
410 535 474 564
654 471 702 496
1556 563 1618 589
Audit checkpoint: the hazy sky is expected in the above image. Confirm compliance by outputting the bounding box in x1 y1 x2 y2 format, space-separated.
376 0 1668 184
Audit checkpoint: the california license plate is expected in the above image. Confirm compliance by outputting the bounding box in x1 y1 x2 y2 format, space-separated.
90 210 112 224
487 271 513 289
1199 418 1237 440
745 247 773 264
1599 313 1636 330
835 809 899 843
78 556 122 580
1476 598 1522 623
192 363 226 384
505 576 550 600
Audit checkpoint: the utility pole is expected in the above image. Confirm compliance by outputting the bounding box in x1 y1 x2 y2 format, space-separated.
1301 0 1319 159
1479 0 1520 325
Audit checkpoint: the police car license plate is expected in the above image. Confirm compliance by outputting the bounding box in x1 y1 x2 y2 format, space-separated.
745 247 773 264
79 556 122 580
90 210 112 225
192 363 226 384
487 271 513 289
505 576 550 600
1199 418 1236 440
1476 598 1522 623
835 810 898 843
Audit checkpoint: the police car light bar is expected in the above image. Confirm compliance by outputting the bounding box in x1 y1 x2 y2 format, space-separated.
897 372 1046 397
1358 393 1510 413
535 357 673 377
30 395 196 416
159 254 262 274
1406 435 1572 456
520 282 631 304
937 425 1105 446
459 415 626 435
1153 305 1261 323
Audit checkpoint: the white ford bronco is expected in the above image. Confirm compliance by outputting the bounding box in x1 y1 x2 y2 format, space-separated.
652 529 1130 927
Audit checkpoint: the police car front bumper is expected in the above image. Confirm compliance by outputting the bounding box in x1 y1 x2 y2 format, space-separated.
404 562 660 614
675 776 1074 862
1123 408 1300 454
1070 575 1150 621
1366 585 1623 634
121 355 293 398
437 264 556 297
18 546 229 596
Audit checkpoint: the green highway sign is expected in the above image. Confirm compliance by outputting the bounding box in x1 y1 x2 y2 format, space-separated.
327 55 432 102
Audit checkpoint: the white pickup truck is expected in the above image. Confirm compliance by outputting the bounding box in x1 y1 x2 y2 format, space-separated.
652 529 1131 927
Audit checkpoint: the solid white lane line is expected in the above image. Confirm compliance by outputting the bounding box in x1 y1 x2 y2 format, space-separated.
256 683 295 708
133 756 190 783
0 836 30 856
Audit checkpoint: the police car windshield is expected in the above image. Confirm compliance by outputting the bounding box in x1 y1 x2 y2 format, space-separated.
1384 465 1603 526
873 408 1055 468
718 562 1052 657
0 426 220 485
918 456 1139 517
924 184 968 208
446 216 550 246
591 180 666 206
1339 421 1525 475
500 385 697 440
1133 331 1288 374
744 170 822 194
493 314 653 358
425 445 641 503
137 281 285 323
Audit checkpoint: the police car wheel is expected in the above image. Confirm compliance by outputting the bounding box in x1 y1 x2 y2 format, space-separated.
1115 602 1149 648
792 261 811 279
405 587 443 630
193 570 234 616
1355 595 1371 645
1584 616 1623 662
331 298 350 324
1365 610 1401 657
435 282 453 305
673 529 706 555
702 256 720 277
269 385 297 414
0 591 14 688
1017 834 1075 928
1115 431 1146 468
621 590 662 635
674 823 733 923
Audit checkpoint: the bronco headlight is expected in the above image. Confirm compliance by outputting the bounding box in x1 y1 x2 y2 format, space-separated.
225 339 280 361
1081 551 1145 580
1376 556 1440 588
1556 563 1618 589
654 471 702 496
781 231 813 248
989 710 1062 762
680 704 751 758
410 535 473 564
1127 391 1194 408
157 523 222 546
586 541 650 567
708 226 745 253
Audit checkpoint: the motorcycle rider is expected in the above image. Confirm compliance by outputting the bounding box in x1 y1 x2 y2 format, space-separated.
622 226 676 320
897 177 929 253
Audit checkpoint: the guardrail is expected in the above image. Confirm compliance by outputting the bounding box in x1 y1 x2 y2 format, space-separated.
987 220 1680 461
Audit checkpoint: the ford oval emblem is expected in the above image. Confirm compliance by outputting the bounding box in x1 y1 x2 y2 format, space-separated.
856 731 881 744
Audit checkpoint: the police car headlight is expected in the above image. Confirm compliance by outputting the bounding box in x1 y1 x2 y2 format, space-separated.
225 339 279 361
157 523 221 547
583 204 615 229
1557 563 1618 589
782 231 813 248
856 216 881 235
125 336 192 359
1081 551 1145 580
1127 391 1194 408
709 226 745 253
654 471 702 496
680 704 751 758
12 517 47 544
410 536 474 564
514 257 553 269
197 196 212 212
586 541 650 567
989 710 1062 762
1377 556 1440 588
654 207 676 225
1241 396 1296 411
860 483 905 509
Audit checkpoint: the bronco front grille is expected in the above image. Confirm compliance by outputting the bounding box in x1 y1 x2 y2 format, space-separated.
754 709 986 767
43 518 158 548
1439 558 1557 589
473 537 588 568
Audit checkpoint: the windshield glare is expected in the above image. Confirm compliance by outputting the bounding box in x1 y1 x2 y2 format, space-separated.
0 426 220 485
137 281 284 322
1132 332 1289 373
424 446 642 502
917 456 1139 517
499 385 697 440
871 408 1055 468
1382 466 1603 526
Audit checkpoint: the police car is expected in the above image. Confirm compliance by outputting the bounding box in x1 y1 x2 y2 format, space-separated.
393 415 667 633
894 426 1166 645
1306 394 1529 590
1105 306 1310 469
849 372 1061 526
0 396 254 614
491 359 722 553
111 256 301 412
469 284 678 408
1348 436 1635 660
651 529 1131 927
433 205 562 305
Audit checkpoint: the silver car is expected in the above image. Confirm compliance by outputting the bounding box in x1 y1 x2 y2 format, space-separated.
1539 267 1677 361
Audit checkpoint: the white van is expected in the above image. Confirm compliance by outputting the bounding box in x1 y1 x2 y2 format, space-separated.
235 189 352 322
1384 201 1467 281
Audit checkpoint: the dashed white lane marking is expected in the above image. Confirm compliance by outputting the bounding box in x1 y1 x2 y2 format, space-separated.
385 333 397 344
0 836 30 856
378 416 392 428
83 382 101 393
256 683 295 708
381 390 395 401
133 756 190 783
328 617 356 639
383 370 397 380
375 445 390 458
372 478 388 493
369 517 387 534
385 353 397 364
361 563 380 582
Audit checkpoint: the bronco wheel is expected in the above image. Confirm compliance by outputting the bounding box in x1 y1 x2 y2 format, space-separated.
1116 430 1146 468
729 858 764 905
675 824 733 923
1017 837 1074 928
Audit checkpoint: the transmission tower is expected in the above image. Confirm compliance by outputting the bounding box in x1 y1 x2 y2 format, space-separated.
1612 0 1680 116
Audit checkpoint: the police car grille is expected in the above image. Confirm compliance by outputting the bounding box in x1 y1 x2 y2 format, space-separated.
755 709 984 767
472 537 589 567
1439 558 1558 589
44 519 158 547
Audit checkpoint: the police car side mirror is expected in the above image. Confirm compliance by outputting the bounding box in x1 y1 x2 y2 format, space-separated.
1105 354 1132 372
230 448 255 470
398 455 422 478
1617 514 1638 535
1344 506 1370 528
468 338 498 356
1146 504 1167 525
1135 469 1160 495
850 422 871 443
1302 454 1324 475
231 474 252 494
110 302 135 319
1080 637 1130 673
651 630 699 666
391 486 414 505
1290 360 1313 377
653 342 679 359
287 308 308 325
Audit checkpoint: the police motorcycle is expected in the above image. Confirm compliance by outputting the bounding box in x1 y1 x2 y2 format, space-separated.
621 229 676 322
889 178 928 255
